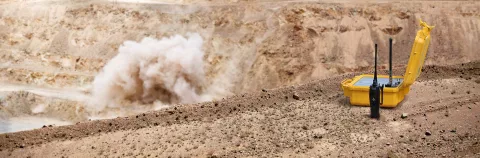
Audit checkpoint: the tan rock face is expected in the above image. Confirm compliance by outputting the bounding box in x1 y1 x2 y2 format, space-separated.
0 0 479 92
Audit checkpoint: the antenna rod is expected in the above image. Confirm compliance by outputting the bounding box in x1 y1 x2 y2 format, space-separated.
388 38 393 86
373 44 378 85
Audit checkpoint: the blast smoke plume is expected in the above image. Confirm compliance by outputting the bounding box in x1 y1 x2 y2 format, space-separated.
89 33 219 116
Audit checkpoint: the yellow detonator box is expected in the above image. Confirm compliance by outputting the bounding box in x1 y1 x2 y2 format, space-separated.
341 20 434 108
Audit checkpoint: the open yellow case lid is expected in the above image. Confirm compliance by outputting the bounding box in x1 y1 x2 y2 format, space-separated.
403 20 434 87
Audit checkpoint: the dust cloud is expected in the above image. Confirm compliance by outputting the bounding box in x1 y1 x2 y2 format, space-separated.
88 33 227 118
0 33 231 133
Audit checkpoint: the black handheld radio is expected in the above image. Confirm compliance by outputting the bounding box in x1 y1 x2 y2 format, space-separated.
369 44 384 119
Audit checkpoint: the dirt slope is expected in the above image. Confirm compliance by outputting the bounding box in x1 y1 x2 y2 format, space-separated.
0 61 479 157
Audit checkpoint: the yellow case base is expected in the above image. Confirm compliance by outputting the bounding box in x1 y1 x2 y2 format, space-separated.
341 75 409 108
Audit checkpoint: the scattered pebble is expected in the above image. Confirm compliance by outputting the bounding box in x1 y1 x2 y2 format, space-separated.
293 93 300 100
425 131 432 136
313 135 323 139
401 113 408 119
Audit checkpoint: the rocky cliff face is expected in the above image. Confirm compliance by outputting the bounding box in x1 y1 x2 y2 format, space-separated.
0 0 478 94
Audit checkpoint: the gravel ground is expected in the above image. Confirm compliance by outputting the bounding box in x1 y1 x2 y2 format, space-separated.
0 62 479 157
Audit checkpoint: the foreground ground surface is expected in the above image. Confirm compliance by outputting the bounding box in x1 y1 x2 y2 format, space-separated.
1 62 479 157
